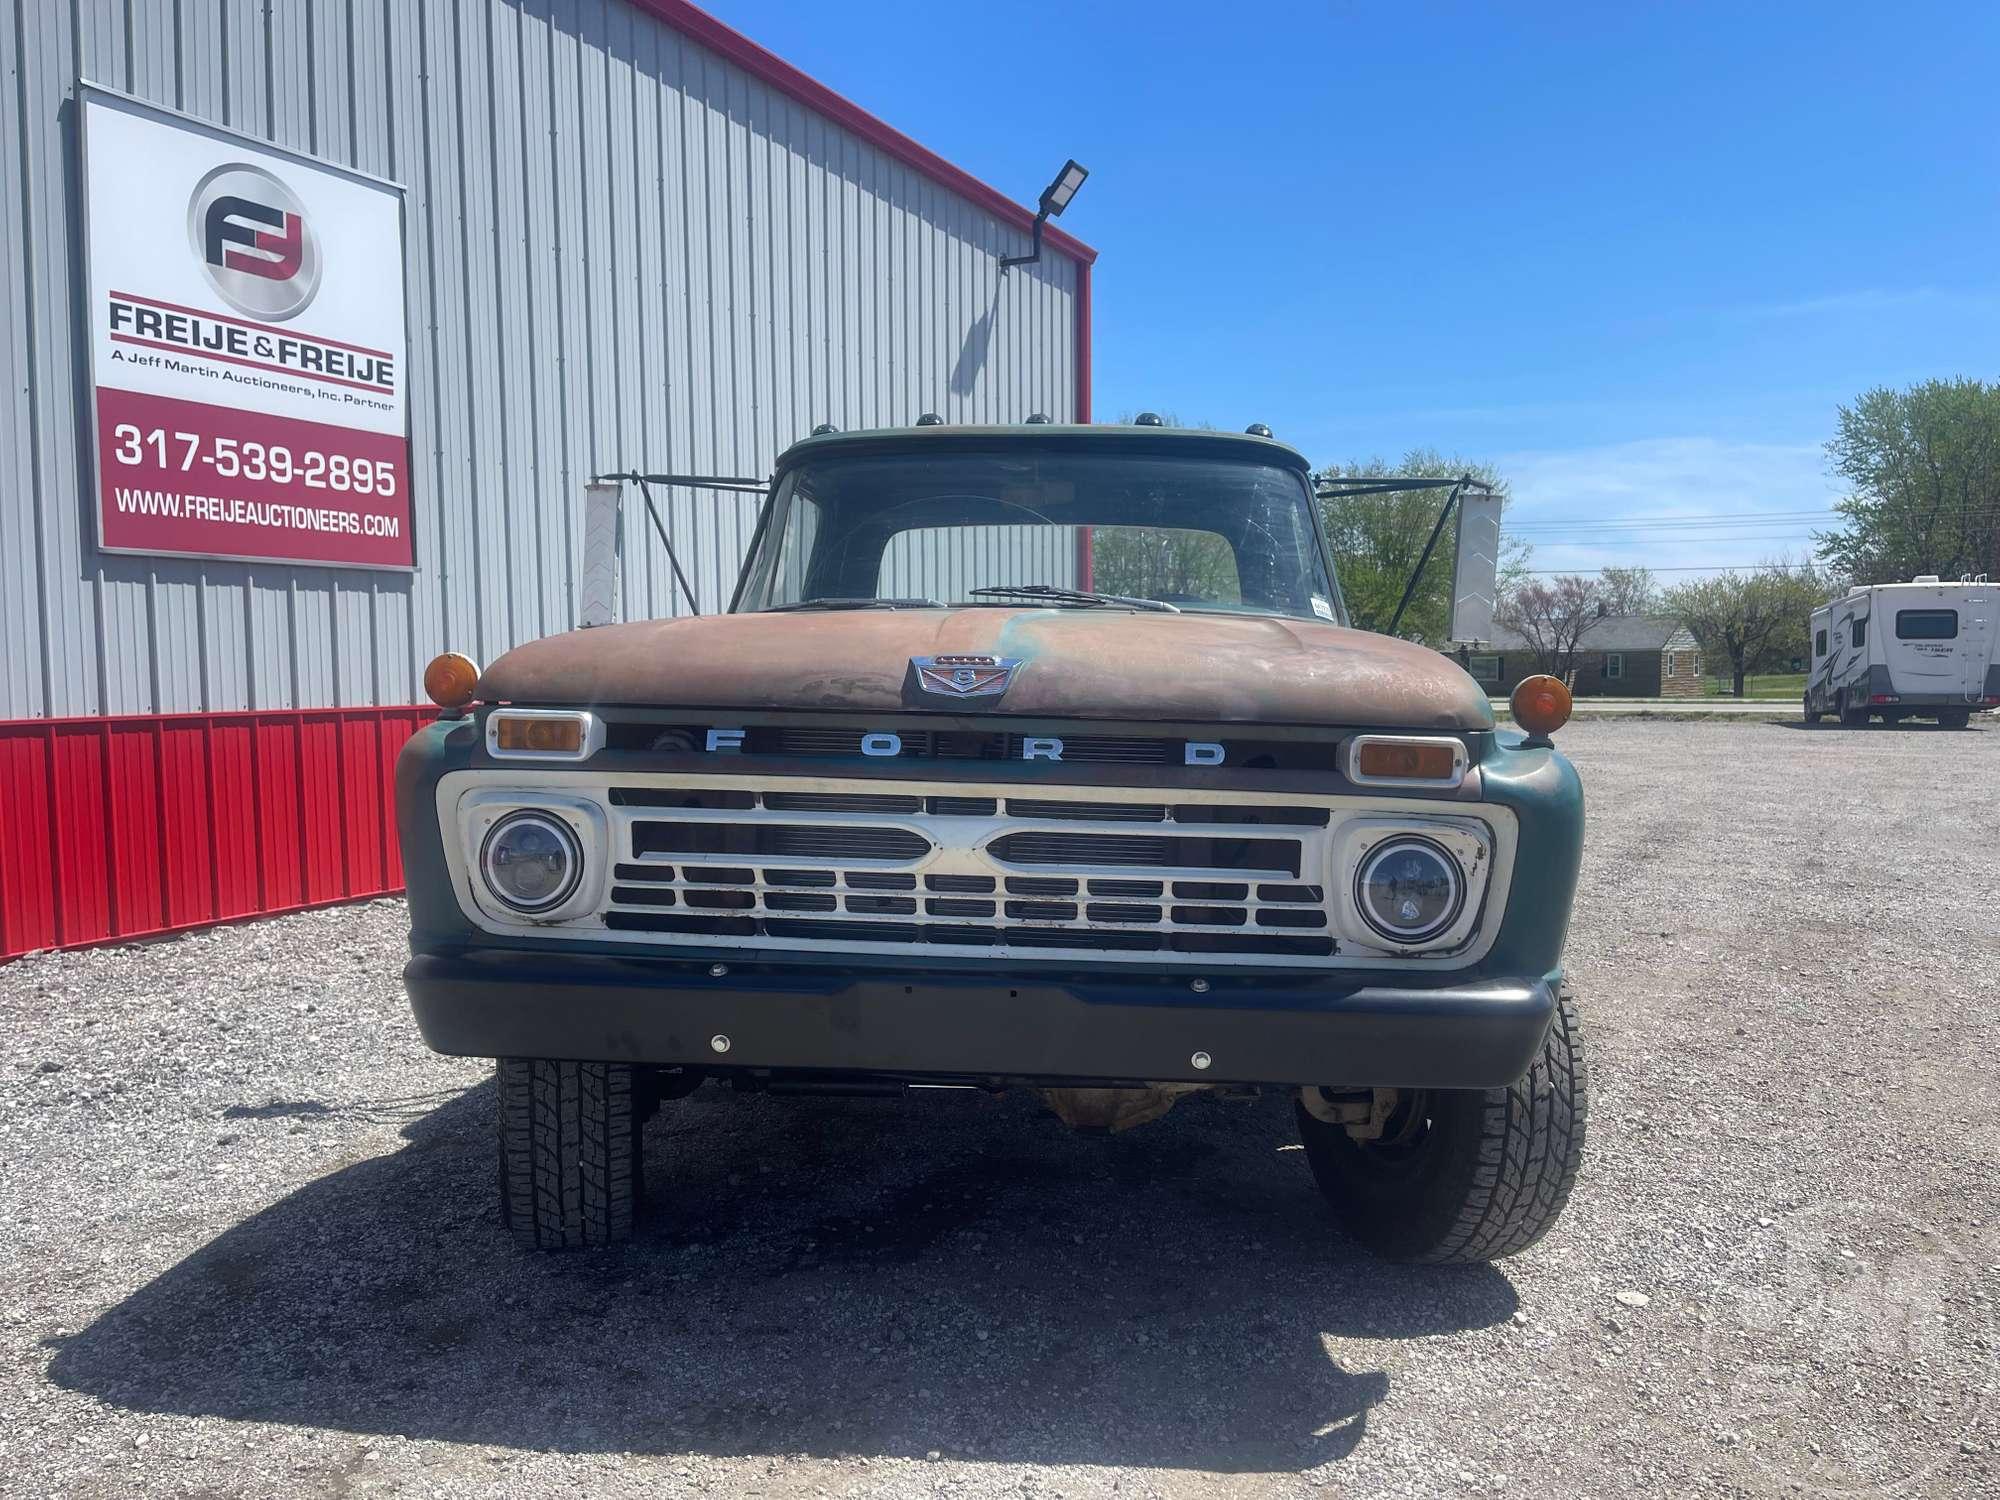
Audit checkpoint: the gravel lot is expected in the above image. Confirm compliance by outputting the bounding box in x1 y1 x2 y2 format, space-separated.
4 717 1997 1499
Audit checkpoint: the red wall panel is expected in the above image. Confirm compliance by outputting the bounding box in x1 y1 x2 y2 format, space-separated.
50 726 112 947
207 720 261 921
158 722 216 929
298 714 347 906
0 732 57 955
253 716 304 912
106 724 165 937
0 707 435 961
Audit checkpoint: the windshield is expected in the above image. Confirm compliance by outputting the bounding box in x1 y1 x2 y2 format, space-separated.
732 447 1343 621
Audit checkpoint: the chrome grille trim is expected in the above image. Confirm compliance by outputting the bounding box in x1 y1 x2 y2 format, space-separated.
437 771 1514 970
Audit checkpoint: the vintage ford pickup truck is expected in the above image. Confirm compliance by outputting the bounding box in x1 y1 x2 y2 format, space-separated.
396 422 1587 1262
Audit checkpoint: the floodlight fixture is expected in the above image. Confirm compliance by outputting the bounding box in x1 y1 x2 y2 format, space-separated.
1039 159 1089 217
1001 158 1090 271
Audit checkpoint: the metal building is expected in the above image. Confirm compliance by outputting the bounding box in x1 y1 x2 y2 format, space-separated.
0 0 1094 959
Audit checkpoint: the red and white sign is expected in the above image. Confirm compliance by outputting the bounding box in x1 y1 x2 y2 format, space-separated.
82 89 413 570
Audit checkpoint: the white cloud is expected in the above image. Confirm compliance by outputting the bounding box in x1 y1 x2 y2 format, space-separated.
1496 436 1844 576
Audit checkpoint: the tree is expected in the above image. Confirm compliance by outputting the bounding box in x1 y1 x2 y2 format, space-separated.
1597 565 1661 616
1664 561 1829 696
1316 449 1532 641
1816 379 2000 583
1495 575 1606 678
1090 526 1238 599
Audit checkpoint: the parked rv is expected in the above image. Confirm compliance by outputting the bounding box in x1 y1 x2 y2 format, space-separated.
1804 576 1999 726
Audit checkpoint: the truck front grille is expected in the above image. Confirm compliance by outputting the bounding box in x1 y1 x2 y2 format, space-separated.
593 776 1340 963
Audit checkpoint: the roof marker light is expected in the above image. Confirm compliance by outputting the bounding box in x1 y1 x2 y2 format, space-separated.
1134 412 1164 426
916 412 944 426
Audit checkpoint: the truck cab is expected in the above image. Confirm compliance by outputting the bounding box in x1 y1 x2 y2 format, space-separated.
395 422 1590 1263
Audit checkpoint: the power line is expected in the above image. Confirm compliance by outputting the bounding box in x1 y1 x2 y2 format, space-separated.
1506 506 2000 534
1506 509 1845 530
1521 562 1830 575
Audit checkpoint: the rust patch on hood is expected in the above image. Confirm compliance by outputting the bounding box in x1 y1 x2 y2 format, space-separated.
474 608 1493 731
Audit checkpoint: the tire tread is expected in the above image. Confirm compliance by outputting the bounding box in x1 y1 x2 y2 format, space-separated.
496 1058 639 1250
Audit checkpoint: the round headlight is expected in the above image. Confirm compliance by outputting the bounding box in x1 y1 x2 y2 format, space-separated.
1355 836 1464 943
480 811 582 913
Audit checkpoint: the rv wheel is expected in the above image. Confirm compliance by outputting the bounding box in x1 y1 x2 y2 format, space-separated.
1939 709 1971 729
1802 692 1822 724
1837 690 1869 727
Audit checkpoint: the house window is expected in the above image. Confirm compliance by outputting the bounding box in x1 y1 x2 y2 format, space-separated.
1467 654 1502 682
1604 653 1625 681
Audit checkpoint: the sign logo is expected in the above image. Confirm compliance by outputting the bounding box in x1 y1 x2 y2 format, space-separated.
911 654 1022 698
186 163 321 320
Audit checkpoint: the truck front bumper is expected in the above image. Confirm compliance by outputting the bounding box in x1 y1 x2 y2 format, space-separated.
404 950 1557 1089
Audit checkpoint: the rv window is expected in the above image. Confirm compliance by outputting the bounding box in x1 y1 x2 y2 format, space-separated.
1814 628 1827 656
1604 653 1624 680
1851 619 1867 648
1896 609 1958 640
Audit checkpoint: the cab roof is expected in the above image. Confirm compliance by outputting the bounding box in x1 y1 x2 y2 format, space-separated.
772 422 1314 475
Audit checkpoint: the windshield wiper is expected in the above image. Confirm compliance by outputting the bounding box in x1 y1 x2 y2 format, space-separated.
763 596 944 612
966 584 1181 613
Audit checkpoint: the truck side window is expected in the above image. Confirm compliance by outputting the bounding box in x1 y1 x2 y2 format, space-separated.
1814 628 1827 656
1896 609 1959 640
1851 619 1866 648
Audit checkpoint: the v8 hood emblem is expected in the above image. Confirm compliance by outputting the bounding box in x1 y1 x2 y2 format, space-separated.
910 654 1022 698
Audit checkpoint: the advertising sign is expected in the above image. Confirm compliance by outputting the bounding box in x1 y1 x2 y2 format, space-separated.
81 88 414 570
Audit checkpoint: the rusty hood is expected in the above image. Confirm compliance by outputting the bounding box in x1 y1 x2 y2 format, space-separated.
474 608 1493 731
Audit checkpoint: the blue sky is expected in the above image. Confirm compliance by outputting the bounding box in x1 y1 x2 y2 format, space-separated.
704 0 2000 577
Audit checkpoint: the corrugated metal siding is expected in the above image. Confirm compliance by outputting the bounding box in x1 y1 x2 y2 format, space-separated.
2 0 1081 720
878 525 1080 603
0 706 432 957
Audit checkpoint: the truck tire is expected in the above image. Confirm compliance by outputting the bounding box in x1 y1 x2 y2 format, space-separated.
1296 987 1588 1264
496 1058 641 1250
1939 709 1971 729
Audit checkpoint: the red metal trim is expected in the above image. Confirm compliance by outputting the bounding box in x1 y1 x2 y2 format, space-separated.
627 0 1096 267
1074 258 1093 423
0 707 434 962
1072 261 1094 583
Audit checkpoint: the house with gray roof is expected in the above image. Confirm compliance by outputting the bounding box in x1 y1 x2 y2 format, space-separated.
1453 615 1704 698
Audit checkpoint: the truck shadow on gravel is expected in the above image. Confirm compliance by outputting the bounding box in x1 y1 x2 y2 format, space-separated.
48 1082 1517 1472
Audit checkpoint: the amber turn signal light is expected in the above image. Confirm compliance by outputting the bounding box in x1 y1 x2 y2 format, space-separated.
1355 740 1458 781
423 651 481 709
1510 674 1572 737
493 714 584 754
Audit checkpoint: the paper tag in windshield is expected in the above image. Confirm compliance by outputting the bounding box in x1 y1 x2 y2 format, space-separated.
1311 596 1334 621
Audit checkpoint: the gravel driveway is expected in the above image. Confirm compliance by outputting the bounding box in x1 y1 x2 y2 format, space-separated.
4 718 1996 1498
